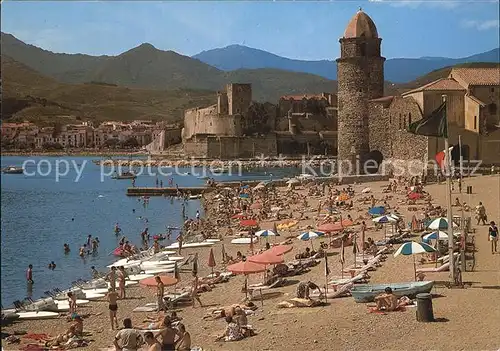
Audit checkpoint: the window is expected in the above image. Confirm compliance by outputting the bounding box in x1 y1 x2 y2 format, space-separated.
398 113 402 129
491 88 495 93
473 116 477 130
389 114 392 124
408 112 412 126
488 103 497 115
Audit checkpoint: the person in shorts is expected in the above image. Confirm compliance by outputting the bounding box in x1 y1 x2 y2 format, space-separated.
107 288 119 330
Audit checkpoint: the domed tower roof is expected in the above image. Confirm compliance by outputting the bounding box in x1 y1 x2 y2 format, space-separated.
343 8 378 39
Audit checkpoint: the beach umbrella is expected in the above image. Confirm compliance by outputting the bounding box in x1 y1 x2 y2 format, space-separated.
268 245 293 256
207 248 216 274
372 215 397 224
427 217 458 230
255 229 277 238
240 219 258 227
297 231 325 248
250 202 263 210
140 275 178 287
317 219 353 233
394 241 437 280
227 260 266 299
361 187 371 193
239 193 250 199
368 206 386 216
408 192 423 200
248 251 284 265
423 231 449 241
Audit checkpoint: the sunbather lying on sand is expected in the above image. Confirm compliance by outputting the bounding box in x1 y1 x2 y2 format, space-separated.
46 315 83 347
203 302 256 320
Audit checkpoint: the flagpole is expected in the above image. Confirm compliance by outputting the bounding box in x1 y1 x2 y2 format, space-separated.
443 94 456 284
458 135 466 272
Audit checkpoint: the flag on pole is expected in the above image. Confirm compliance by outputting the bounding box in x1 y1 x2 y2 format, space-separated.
340 238 345 265
435 145 455 169
324 254 330 277
408 101 447 138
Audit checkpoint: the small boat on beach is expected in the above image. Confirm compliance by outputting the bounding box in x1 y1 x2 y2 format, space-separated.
17 311 59 320
2 166 24 174
231 237 259 245
166 241 215 249
111 171 137 180
351 281 434 303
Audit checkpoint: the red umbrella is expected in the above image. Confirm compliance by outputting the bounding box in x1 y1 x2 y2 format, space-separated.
250 202 263 210
227 260 266 275
317 219 353 233
140 275 178 287
240 219 258 227
207 248 216 274
248 251 284 265
268 245 293 256
232 213 246 219
408 192 422 200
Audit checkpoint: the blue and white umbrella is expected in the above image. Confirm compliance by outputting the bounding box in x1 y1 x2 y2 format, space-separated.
427 217 458 230
239 193 250 199
255 229 277 237
372 215 397 224
297 231 325 241
422 231 449 241
368 206 386 216
394 241 437 280
394 241 437 257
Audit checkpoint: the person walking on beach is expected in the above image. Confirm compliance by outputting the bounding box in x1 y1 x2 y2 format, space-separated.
107 267 117 292
489 221 498 254
191 272 203 308
107 288 119 330
475 202 488 225
177 232 184 255
67 292 77 315
26 264 34 285
118 266 127 299
155 276 165 312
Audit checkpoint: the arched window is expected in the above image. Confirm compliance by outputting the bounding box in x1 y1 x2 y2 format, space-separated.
398 113 402 129
488 103 497 115
473 116 477 130
408 112 412 126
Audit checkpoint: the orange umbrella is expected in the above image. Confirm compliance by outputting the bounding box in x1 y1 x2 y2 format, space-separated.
268 245 293 256
317 219 354 233
140 275 178 287
208 248 216 274
227 260 266 275
248 251 284 265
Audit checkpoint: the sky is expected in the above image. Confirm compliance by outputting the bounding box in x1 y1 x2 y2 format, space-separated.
2 0 499 61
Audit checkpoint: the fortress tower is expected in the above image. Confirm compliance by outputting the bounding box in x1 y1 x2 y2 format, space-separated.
336 9 385 173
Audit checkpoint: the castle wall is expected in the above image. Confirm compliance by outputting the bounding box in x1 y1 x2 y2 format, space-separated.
470 86 500 129
227 83 252 115
205 136 277 159
183 105 242 140
464 95 482 133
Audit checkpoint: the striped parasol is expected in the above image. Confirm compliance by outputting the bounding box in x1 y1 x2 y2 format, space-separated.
423 231 449 241
394 241 437 280
297 231 325 241
372 215 397 224
255 229 277 237
427 217 457 230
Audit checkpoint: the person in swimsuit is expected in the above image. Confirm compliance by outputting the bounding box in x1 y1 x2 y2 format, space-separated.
144 331 161 351
118 266 127 299
191 273 203 308
26 264 34 284
63 243 70 254
107 288 119 330
156 276 165 312
156 317 176 351
67 292 77 314
174 324 191 351
107 267 117 292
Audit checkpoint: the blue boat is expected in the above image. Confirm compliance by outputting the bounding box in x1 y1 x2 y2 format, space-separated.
351 281 434 303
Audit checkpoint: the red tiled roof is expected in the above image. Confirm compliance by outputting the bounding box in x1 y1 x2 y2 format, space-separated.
450 67 500 86
403 78 465 95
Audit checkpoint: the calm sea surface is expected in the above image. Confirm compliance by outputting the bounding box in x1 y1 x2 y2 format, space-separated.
0 156 301 306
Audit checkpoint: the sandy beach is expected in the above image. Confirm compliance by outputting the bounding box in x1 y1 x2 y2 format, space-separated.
2 174 499 351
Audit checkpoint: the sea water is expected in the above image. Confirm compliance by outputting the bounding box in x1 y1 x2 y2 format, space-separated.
0 156 302 306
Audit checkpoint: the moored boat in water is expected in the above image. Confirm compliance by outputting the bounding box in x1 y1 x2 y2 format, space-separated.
2 166 24 174
351 281 434 303
111 171 137 179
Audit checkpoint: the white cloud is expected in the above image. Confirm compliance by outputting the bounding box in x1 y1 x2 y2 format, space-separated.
462 19 500 31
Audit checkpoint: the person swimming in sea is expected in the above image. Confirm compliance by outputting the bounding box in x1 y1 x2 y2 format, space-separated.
79 244 87 257
48 261 56 270
63 243 71 254
114 223 121 235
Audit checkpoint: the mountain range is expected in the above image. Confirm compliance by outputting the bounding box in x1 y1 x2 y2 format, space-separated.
193 44 500 82
1 31 498 124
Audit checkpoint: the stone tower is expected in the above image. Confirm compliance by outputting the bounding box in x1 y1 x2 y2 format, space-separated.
336 9 385 174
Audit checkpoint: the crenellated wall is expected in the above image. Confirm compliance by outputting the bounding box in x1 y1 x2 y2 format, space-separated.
183 105 242 140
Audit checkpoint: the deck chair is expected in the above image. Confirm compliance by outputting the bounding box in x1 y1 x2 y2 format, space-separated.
416 262 450 273
437 252 459 264
329 272 369 285
310 282 354 299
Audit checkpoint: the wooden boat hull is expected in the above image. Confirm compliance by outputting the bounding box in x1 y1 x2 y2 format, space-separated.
351 281 434 303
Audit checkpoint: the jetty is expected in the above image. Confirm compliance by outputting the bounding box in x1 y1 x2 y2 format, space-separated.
126 187 208 196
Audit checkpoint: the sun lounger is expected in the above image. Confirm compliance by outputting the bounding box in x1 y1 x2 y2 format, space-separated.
310 283 354 298
328 272 369 285
248 278 286 299
437 252 459 263
416 262 450 273
133 306 157 313
343 262 377 274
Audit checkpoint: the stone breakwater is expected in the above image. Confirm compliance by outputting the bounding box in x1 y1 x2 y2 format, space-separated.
93 157 336 169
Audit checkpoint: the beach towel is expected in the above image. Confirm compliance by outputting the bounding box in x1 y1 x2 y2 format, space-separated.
23 333 51 341
367 306 406 314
